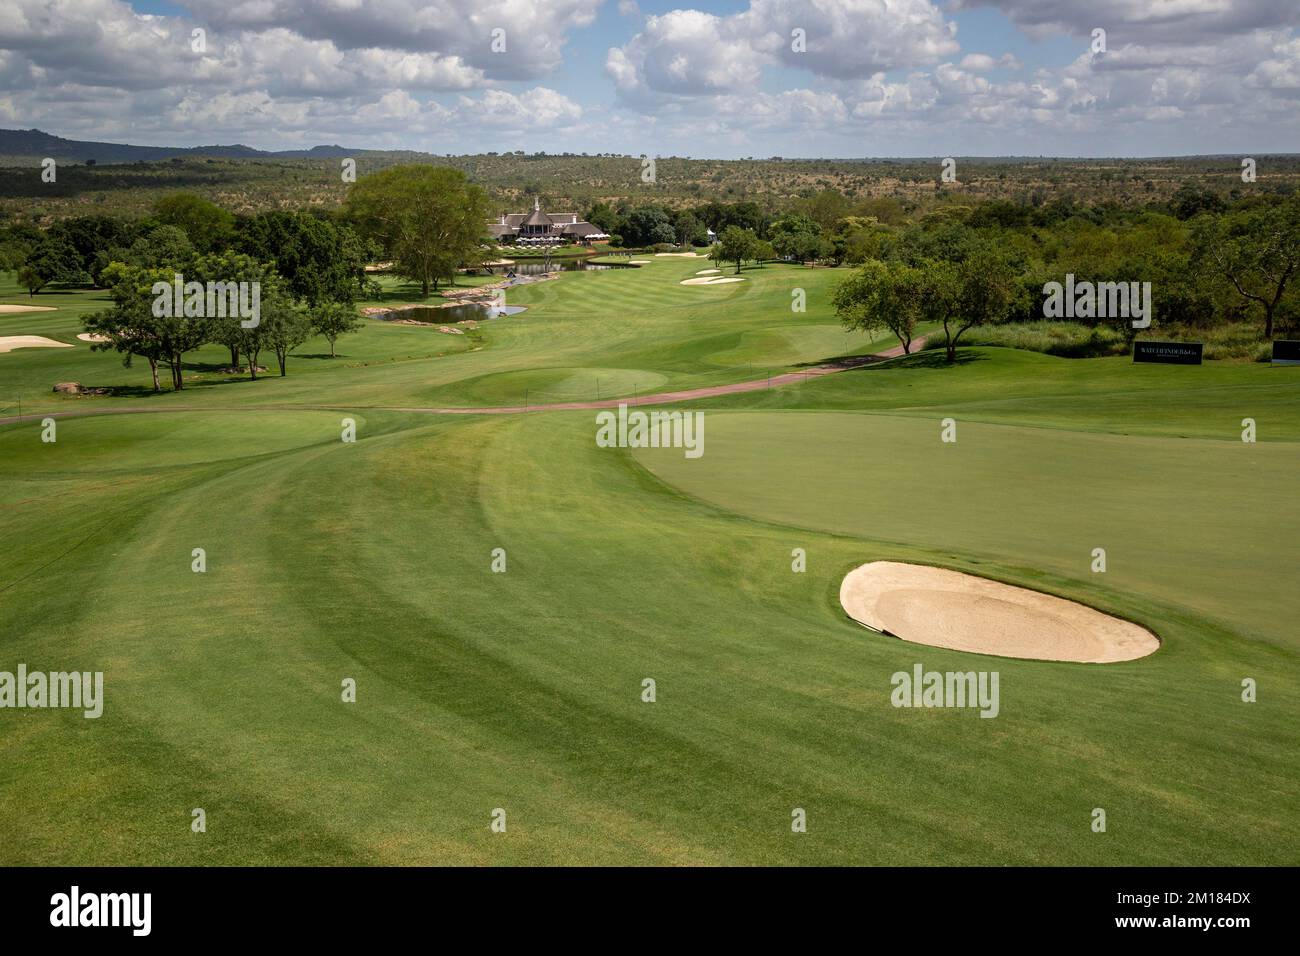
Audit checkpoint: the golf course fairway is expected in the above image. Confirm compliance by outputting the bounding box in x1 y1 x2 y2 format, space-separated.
1 258 1296 866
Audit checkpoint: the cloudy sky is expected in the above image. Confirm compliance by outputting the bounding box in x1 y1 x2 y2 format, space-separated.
1 0 1297 156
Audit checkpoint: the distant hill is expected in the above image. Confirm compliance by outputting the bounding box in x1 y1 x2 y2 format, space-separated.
2 128 1298 222
0 128 368 164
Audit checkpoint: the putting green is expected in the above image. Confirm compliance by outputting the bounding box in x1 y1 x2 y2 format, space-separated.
634 410 1300 649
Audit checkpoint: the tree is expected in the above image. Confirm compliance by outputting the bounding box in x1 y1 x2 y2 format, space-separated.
795 189 851 231
585 201 618 233
345 165 492 297
672 209 708 247
16 264 43 298
1192 195 1300 338
769 215 823 263
150 194 235 252
0 241 30 272
262 295 313 376
620 206 676 247
0 221 41 274
49 216 136 278
26 236 87 288
235 212 367 306
82 265 207 392
933 249 1023 362
718 225 758 274
832 259 922 355
310 301 364 358
186 252 282 376
752 239 775 267
117 225 195 273
1171 184 1226 221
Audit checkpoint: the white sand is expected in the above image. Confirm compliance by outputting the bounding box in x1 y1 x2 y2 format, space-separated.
0 335 74 353
77 333 109 343
839 561 1159 663
679 276 746 286
628 259 652 264
0 304 57 313
695 268 721 275
655 252 704 257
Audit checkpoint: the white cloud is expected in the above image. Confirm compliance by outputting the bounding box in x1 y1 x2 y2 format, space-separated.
0 0 1295 157
607 0 959 97
466 87 584 127
177 0 601 80
607 10 762 96
953 0 1296 45
960 54 999 71
744 0 959 78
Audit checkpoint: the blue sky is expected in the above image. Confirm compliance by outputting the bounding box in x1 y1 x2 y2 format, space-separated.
2 0 1297 156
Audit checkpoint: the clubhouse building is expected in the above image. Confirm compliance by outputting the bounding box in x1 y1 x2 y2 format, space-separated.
487 199 609 246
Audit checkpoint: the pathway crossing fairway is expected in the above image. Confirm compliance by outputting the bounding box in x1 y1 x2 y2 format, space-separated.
1 261 1297 866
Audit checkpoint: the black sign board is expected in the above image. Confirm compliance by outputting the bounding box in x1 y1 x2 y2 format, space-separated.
1271 340 1300 365
1133 341 1203 365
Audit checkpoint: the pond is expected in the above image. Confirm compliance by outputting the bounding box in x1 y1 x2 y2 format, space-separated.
488 258 635 275
385 303 528 324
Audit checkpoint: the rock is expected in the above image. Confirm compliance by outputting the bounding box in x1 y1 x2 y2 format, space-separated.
52 382 81 394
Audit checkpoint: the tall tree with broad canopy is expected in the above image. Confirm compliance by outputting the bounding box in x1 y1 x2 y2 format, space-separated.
1192 194 1300 339
718 225 758 274
82 264 208 392
185 252 283 376
150 194 235 253
832 259 923 355
931 248 1024 362
344 166 491 297
235 212 368 306
769 215 823 263
26 236 87 288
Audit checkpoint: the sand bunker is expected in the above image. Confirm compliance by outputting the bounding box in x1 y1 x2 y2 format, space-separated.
840 561 1158 663
77 333 109 343
696 268 721 275
656 252 704 257
628 259 652 264
0 304 57 314
0 335 74 353
680 276 746 286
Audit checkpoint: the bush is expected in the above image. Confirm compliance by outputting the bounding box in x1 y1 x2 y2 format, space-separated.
921 321 1127 357
1139 322 1276 361
921 319 1276 361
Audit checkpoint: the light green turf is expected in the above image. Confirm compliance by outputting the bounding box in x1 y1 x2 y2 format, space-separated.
635 411 1300 650
0 259 892 415
0 258 1296 866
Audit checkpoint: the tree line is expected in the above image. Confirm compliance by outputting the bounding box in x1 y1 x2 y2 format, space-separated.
3 167 1296 384
829 190 1300 360
0 196 372 391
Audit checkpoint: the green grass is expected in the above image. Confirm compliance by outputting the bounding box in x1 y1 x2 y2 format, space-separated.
1 257 1297 865
935 320 1279 362
0 259 894 414
927 321 1129 358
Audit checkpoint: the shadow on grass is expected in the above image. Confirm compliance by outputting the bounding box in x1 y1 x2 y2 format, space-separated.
866 348 986 370
795 347 986 371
